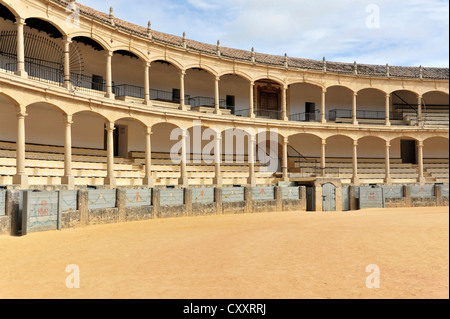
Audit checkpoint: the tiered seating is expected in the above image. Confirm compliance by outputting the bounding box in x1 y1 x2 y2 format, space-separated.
400 109 449 126
291 157 436 184
128 151 278 186
0 141 144 186
0 142 279 187
424 159 449 183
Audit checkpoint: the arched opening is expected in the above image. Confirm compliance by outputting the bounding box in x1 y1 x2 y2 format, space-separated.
389 136 419 165
355 88 386 122
220 73 251 116
254 79 283 120
70 36 106 95
185 67 218 111
326 85 354 122
111 50 145 101
287 133 321 177
289 82 322 122
423 137 449 183
421 91 449 126
149 60 183 106
391 89 419 123
25 102 66 147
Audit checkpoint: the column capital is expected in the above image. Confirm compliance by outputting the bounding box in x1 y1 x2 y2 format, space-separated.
215 75 221 82
283 136 289 144
321 139 327 146
353 140 358 147
180 69 186 76
322 87 327 93
63 36 73 44
64 114 73 125
145 127 153 135
15 17 26 25
144 61 151 68
417 140 424 147
105 121 115 131
385 141 391 148
353 92 358 97
106 50 114 57
385 93 391 99
17 110 28 118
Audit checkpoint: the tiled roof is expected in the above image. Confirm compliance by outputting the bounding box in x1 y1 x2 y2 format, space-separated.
53 0 449 80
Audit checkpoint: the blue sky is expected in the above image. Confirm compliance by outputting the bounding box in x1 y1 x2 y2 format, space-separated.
78 0 449 67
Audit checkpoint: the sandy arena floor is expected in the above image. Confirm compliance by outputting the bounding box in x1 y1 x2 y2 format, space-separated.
0 207 448 299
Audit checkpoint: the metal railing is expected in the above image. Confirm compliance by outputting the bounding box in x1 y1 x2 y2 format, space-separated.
255 109 282 120
188 96 227 109
328 109 404 121
149 88 190 104
289 111 320 122
114 84 145 99
70 73 106 93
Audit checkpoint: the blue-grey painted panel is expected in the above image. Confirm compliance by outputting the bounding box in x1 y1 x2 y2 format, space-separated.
0 190 5 216
411 185 435 198
126 189 152 207
382 186 404 199
88 189 117 209
359 187 384 209
342 187 349 211
354 186 360 199
192 188 214 204
282 187 300 200
160 189 184 206
442 184 449 197
61 190 77 212
252 187 275 201
23 191 61 234
222 187 244 202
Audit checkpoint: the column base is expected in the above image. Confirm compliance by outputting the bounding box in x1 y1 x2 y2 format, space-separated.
250 114 256 119
104 176 117 188
105 93 115 99
214 109 222 115
351 176 360 186
13 173 28 189
384 177 393 186
179 105 187 111
352 120 359 125
178 177 189 188
143 99 151 106
321 119 327 124
64 82 73 91
247 176 256 187
213 177 223 188
61 175 75 190
15 70 28 78
385 120 391 126
142 176 155 187
418 176 426 186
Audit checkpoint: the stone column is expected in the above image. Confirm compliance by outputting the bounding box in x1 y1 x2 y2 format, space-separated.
247 134 256 187
13 109 28 188
178 129 189 187
104 122 116 188
179 70 186 111
144 62 151 105
320 139 327 177
143 127 154 186
351 140 360 185
417 94 423 123
15 18 27 78
321 88 327 123
63 37 72 89
61 114 75 189
213 134 222 187
249 81 255 118
282 136 289 181
385 93 391 126
105 51 114 98
281 84 288 121
352 92 358 125
417 140 425 185
214 76 221 115
384 141 392 185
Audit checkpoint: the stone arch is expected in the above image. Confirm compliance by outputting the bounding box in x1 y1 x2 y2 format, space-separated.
149 56 183 72
24 17 67 39
70 32 111 52
0 1 21 21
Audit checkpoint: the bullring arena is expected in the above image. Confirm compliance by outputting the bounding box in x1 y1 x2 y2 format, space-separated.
0 0 448 300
